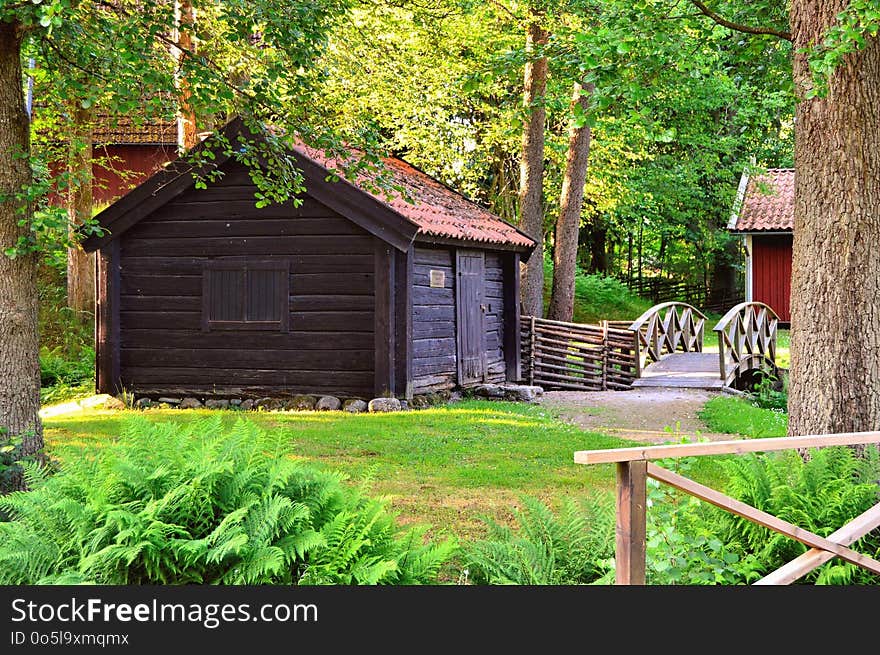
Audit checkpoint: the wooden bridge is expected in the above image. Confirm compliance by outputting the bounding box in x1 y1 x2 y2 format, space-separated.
629 301 779 390
521 301 779 392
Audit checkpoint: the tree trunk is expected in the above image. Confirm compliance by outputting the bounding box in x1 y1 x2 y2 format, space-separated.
66 104 94 316
548 82 594 322
787 3 880 437
587 221 607 274
709 235 739 308
627 233 633 279
175 0 199 151
0 21 43 463
637 220 643 285
518 20 548 317
579 216 607 274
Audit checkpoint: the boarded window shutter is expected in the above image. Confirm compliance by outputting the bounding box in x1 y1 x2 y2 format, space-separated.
203 260 289 331
246 268 285 322
210 268 245 321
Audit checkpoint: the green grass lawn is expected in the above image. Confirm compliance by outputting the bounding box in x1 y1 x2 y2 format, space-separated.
698 395 788 437
44 400 635 542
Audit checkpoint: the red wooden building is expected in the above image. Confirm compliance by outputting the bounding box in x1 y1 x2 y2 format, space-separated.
727 168 793 323
90 116 179 204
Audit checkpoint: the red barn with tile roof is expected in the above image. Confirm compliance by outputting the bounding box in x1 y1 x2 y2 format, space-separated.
82 119 535 400
728 168 793 323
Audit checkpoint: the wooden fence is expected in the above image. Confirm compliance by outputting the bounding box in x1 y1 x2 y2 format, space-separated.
520 316 637 391
616 275 743 314
575 433 880 585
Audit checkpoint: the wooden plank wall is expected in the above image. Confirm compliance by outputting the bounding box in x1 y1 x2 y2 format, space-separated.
412 247 457 393
483 253 506 383
116 161 376 397
411 245 507 393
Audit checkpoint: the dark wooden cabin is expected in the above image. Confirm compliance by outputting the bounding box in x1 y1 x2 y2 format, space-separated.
728 168 793 323
82 120 535 401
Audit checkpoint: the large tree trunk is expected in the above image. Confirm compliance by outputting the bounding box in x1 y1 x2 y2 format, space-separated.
787 2 880 436
66 104 94 316
547 82 594 323
518 20 548 317
175 0 199 151
0 21 43 463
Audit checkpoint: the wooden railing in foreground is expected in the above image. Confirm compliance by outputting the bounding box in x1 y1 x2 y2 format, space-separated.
713 301 779 387
520 316 637 391
574 433 880 585
627 302 706 375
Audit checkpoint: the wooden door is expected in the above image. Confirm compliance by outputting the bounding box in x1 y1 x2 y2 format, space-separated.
456 249 486 384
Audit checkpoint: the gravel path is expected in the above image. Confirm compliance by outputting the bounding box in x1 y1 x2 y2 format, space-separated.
538 389 735 443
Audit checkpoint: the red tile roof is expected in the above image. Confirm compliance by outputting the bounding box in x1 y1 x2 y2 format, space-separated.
293 143 535 250
729 168 794 232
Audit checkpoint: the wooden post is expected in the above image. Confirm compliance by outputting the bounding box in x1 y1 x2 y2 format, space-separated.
394 246 413 399
632 328 642 379
529 315 536 386
601 320 608 391
503 253 522 382
615 460 647 585
95 240 121 395
374 243 395 397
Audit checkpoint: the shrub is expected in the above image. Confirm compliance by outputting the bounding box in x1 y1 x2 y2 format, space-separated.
40 344 95 405
631 448 880 585
40 345 94 388
719 446 880 584
0 416 456 585
542 258 652 324
749 367 788 411
643 459 763 585
463 495 614 584
0 429 23 498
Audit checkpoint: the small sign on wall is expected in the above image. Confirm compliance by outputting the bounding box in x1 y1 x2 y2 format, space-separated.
429 269 445 288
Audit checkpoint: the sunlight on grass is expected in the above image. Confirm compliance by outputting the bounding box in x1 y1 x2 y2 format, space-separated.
44 400 634 541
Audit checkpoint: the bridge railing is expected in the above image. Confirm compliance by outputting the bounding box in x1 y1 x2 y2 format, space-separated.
575 432 880 585
712 301 779 387
627 302 707 375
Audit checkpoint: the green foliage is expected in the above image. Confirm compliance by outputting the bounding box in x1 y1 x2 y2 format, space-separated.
463 495 614 585
719 447 880 584
40 345 93 388
631 448 880 585
44 402 631 541
806 0 880 97
0 429 23 498
543 258 652 322
699 395 788 438
572 272 653 324
0 416 456 584
643 467 763 585
749 367 788 411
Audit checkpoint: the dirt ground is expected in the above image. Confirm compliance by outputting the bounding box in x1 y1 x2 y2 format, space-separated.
538 389 736 443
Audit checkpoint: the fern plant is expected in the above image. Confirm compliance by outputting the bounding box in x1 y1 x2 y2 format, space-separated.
463 495 614 585
0 416 456 585
719 446 880 584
